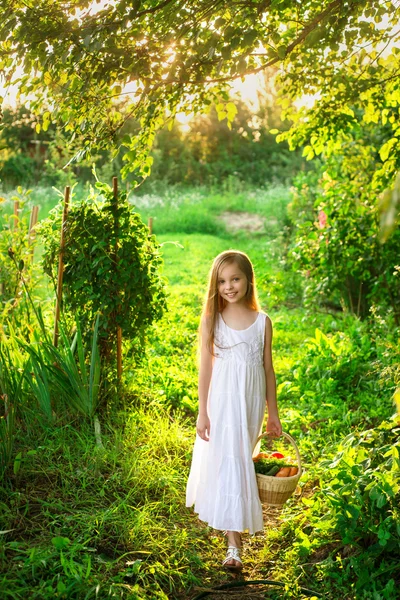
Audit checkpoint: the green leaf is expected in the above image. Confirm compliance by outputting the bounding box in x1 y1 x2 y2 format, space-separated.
226 101 237 121
242 29 258 47
52 537 71 550
277 45 287 59
379 137 398 162
13 452 22 476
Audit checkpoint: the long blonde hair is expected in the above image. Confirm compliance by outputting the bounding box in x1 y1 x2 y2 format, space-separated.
200 250 261 355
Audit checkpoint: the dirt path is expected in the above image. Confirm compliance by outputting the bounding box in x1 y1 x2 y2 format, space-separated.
189 506 289 600
217 212 269 234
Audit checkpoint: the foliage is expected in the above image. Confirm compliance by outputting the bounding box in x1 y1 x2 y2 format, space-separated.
288 420 400 598
0 105 77 190
2 0 400 208
275 322 397 468
0 331 28 479
1 94 303 190
0 394 14 481
0 104 55 153
147 98 304 188
0 315 103 480
288 123 400 321
0 155 36 189
38 182 167 365
0 353 18 480
22 317 101 420
0 408 204 600
0 189 40 335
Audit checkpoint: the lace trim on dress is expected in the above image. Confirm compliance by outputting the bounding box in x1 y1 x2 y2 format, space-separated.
214 319 265 366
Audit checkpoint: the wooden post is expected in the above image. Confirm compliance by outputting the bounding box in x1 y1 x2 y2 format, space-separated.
13 201 19 230
113 177 123 382
53 187 70 347
29 205 39 263
148 216 153 235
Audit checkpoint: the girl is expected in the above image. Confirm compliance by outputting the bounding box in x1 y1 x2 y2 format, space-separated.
186 250 282 571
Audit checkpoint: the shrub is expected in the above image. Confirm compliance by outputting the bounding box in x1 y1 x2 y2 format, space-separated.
288 136 400 323
0 155 36 188
38 182 167 369
296 419 400 598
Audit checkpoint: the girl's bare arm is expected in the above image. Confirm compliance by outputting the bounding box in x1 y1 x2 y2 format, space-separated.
197 317 213 441
263 316 282 436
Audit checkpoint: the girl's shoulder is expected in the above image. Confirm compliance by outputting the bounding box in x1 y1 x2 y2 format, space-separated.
258 310 272 329
257 309 270 320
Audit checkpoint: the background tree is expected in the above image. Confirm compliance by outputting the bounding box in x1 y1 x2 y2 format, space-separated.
0 78 304 189
1 1 399 206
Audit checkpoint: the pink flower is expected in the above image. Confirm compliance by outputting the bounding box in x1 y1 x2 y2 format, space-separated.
318 210 327 229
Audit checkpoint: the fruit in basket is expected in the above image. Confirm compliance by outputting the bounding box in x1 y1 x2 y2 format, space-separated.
270 452 285 459
253 452 271 462
289 466 298 476
258 452 271 459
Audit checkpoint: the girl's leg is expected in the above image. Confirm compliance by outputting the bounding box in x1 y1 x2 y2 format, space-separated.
225 531 242 567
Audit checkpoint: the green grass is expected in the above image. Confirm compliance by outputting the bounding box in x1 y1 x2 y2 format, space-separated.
1 182 398 599
132 184 291 238
1 412 206 599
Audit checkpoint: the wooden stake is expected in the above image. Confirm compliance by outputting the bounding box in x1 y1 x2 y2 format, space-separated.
148 216 153 235
53 187 70 347
29 205 39 263
113 177 123 382
13 201 19 230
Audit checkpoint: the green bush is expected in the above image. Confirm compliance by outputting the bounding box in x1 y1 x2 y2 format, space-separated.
288 136 400 322
295 420 400 599
0 155 36 188
38 182 167 368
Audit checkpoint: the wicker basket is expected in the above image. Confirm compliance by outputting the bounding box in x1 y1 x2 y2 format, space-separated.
254 432 302 507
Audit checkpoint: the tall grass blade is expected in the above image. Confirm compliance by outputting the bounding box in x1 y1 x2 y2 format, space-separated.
27 352 53 423
0 395 15 480
0 341 26 478
75 319 89 390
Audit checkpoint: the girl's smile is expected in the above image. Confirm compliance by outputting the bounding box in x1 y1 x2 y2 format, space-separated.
218 263 248 304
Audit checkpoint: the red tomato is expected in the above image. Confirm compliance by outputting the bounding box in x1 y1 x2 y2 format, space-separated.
271 452 284 459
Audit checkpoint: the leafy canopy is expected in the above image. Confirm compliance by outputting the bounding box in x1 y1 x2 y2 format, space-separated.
1 1 400 192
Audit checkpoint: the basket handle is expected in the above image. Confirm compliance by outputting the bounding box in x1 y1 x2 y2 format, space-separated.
255 431 302 472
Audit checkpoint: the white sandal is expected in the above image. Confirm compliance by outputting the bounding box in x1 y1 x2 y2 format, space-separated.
222 545 243 571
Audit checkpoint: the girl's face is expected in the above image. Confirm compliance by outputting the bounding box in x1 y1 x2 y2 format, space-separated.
217 262 248 305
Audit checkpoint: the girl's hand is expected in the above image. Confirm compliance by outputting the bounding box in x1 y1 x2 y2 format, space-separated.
196 413 211 441
266 415 282 438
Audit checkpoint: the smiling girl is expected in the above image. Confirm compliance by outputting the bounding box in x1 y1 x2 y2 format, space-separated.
186 250 281 571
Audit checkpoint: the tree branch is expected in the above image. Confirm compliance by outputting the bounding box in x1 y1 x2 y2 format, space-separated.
170 0 344 85
136 0 175 17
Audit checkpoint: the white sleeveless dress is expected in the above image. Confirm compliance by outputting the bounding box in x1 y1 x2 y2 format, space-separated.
186 311 267 534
